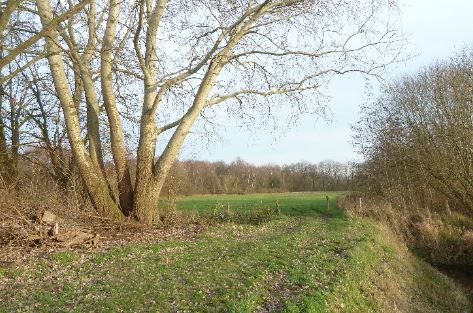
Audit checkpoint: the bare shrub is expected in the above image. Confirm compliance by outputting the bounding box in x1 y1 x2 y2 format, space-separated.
340 194 473 266
0 162 93 250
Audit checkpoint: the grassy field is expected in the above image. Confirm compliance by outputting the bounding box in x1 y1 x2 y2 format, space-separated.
168 192 345 217
0 192 470 312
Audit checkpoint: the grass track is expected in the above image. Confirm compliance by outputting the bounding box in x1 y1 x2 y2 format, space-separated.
0 192 469 312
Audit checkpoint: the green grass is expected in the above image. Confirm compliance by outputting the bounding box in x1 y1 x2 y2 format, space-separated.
0 192 469 312
49 251 80 265
166 191 346 217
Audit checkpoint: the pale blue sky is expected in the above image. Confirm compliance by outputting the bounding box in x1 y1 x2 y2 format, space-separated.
179 0 473 165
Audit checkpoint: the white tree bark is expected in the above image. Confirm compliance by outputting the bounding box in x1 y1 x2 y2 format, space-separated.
36 0 124 220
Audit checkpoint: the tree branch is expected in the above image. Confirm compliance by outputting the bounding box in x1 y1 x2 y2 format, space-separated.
0 0 91 69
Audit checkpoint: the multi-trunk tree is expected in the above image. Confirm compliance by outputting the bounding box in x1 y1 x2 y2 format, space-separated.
2 0 404 224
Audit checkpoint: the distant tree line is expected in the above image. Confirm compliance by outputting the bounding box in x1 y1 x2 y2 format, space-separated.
161 159 355 196
354 48 473 218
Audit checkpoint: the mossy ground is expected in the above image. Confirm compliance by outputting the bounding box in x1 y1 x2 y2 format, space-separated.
0 192 469 312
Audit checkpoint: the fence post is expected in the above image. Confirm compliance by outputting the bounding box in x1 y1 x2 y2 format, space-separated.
445 199 451 216
326 195 330 211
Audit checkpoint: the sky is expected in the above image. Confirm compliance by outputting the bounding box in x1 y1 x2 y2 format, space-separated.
179 0 473 166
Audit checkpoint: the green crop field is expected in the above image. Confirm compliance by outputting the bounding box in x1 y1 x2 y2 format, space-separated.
0 192 469 312
170 192 346 217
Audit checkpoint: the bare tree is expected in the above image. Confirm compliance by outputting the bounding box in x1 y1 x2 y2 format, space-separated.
0 0 91 71
0 0 86 180
30 0 405 224
355 48 473 216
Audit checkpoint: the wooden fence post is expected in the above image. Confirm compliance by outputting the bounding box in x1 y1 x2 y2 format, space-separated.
445 199 451 216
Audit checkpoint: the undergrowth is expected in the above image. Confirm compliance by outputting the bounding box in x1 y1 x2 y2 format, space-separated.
1 198 469 312
339 194 473 267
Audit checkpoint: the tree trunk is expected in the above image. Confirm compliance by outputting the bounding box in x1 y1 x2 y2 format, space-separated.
101 0 133 215
36 0 124 220
132 174 162 225
0 97 9 179
81 2 105 175
132 58 223 224
9 112 19 178
133 114 159 224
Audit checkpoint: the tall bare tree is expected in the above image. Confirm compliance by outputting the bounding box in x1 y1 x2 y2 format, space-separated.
30 0 405 224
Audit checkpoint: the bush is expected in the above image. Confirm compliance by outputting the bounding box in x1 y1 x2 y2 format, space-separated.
339 194 473 266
